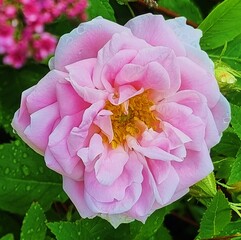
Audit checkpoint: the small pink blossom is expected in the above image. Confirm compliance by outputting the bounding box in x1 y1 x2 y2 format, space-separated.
0 23 14 54
0 0 88 68
32 32 57 61
3 41 28 68
12 14 231 227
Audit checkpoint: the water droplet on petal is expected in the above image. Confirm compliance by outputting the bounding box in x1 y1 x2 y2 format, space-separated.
77 25 85 34
223 117 231 123
65 36 73 44
78 49 83 55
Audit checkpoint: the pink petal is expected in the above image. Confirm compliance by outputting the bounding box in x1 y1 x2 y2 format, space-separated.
166 17 202 49
46 148 84 180
26 70 67 113
94 146 129 185
154 165 179 205
172 142 214 191
178 57 220 108
12 87 34 150
63 177 96 217
125 13 186 56
115 61 171 92
93 31 149 90
68 100 105 151
167 17 214 72
100 49 138 91
54 17 128 71
56 80 90 117
77 134 105 169
129 166 155 218
157 102 205 151
127 136 182 162
84 151 143 203
131 47 181 96
84 183 142 214
46 113 84 179
211 95 231 134
93 110 113 142
24 102 59 153
65 58 96 89
108 85 144 105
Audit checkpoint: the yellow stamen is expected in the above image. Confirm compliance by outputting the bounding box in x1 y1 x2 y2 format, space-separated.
104 91 160 148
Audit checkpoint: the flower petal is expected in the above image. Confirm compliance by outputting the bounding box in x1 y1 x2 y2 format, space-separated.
125 13 186 56
94 146 129 185
24 102 59 153
172 142 214 191
63 177 96 217
211 95 231 134
54 17 128 71
178 57 220 108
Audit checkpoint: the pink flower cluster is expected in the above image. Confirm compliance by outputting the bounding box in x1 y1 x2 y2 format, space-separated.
0 0 88 68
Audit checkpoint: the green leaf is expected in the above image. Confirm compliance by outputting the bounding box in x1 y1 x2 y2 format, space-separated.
87 0 116 21
228 150 241 185
0 234 14 240
231 104 241 141
189 172 217 206
218 220 241 238
115 0 126 5
197 191 231 239
20 202 47 240
208 34 241 71
214 157 235 180
199 0 241 50
0 140 67 215
154 225 172 240
212 130 240 158
0 65 48 136
130 207 169 240
157 0 203 24
47 218 114 240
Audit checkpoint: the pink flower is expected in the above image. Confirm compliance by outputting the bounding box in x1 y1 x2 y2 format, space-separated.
32 32 57 61
12 14 231 227
3 41 28 68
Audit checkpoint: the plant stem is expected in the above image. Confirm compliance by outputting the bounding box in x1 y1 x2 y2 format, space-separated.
127 2 135 17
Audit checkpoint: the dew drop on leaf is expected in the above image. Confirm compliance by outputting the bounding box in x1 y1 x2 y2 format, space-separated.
22 165 30 176
14 140 20 146
25 186 31 191
39 166 44 174
4 167 10 174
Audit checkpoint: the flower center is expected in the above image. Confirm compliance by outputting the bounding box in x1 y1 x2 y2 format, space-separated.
104 91 160 148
